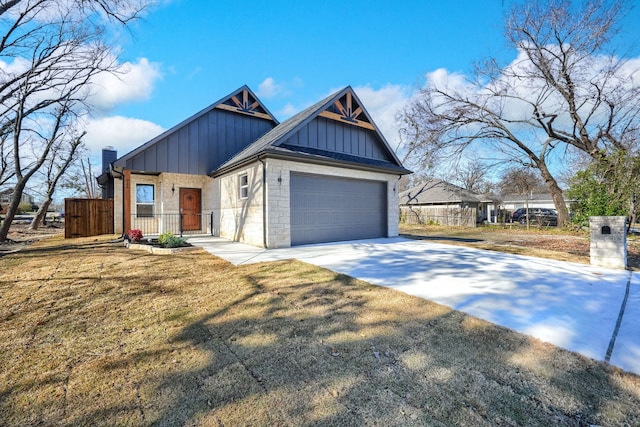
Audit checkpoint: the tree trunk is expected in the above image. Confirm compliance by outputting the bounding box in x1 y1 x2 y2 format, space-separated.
29 199 52 230
0 181 27 241
538 164 570 227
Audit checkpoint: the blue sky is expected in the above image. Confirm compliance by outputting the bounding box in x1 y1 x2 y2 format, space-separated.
84 0 640 164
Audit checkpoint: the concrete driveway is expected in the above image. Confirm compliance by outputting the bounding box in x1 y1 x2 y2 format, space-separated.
189 236 639 376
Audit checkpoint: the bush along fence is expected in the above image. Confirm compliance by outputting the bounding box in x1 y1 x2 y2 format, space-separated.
129 212 217 237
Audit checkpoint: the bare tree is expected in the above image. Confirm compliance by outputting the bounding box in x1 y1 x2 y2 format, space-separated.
446 159 495 194
0 133 14 186
29 128 85 230
61 155 98 198
81 158 98 198
498 166 547 228
497 167 546 197
398 0 640 227
0 0 147 241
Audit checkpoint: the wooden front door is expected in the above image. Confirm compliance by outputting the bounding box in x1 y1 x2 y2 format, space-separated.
180 188 201 231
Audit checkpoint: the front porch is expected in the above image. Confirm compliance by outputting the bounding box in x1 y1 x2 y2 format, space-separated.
129 212 219 237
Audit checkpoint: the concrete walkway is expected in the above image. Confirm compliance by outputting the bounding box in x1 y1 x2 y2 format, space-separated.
188 236 639 375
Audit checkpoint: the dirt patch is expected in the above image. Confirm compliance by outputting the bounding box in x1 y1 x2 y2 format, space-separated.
0 222 64 257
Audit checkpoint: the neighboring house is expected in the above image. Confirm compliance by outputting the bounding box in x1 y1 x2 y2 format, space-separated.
98 85 410 248
501 193 573 214
0 189 35 208
399 179 495 226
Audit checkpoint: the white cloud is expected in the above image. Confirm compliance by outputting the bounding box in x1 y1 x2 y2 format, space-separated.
426 49 640 130
0 57 30 75
82 116 165 156
353 84 412 150
425 68 470 93
277 102 297 118
257 77 283 99
257 76 305 101
187 66 203 79
88 57 162 112
0 49 161 116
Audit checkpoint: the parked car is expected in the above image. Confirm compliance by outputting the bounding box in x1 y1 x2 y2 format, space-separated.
513 208 558 226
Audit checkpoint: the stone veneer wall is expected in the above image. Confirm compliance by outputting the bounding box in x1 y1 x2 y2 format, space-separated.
114 161 400 247
263 158 401 249
113 174 124 234
217 163 265 247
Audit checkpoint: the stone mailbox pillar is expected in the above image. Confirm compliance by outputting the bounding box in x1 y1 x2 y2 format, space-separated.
589 216 627 269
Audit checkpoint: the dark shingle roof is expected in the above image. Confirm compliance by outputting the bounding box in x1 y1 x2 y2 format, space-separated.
399 179 485 205
213 91 334 174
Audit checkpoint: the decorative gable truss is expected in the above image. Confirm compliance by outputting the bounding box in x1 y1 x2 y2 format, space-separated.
318 91 375 130
213 85 411 177
215 87 274 121
274 87 402 168
112 85 277 176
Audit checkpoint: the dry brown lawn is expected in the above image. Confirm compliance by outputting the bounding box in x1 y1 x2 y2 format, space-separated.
400 223 640 270
1 234 640 426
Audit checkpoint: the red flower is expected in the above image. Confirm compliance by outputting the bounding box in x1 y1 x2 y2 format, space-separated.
127 229 143 242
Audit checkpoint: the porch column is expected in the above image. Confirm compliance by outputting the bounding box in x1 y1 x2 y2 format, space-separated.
123 169 131 233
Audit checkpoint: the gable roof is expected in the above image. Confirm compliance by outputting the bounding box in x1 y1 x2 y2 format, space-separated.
399 179 486 205
113 85 278 168
212 86 410 176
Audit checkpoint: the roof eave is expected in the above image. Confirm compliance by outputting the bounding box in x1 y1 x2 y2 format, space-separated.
211 149 411 177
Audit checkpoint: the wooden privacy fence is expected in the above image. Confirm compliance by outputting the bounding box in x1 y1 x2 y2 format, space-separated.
64 198 114 238
399 206 477 227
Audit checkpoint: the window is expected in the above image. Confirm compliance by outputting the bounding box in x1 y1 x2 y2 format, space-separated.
239 174 249 199
136 184 154 217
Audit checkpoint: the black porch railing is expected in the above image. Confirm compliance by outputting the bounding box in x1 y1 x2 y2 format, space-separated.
129 212 218 237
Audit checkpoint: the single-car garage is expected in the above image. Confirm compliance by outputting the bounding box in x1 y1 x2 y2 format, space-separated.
290 173 387 245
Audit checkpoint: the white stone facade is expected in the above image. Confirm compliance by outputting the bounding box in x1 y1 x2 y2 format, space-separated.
217 163 265 247
113 170 215 235
114 160 401 248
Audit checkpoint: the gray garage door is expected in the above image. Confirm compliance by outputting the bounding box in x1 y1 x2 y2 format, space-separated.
290 173 387 246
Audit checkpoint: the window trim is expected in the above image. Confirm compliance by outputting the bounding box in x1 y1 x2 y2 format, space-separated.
239 173 249 199
136 183 155 218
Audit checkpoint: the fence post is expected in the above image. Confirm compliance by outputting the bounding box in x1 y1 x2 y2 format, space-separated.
210 211 214 236
179 213 183 237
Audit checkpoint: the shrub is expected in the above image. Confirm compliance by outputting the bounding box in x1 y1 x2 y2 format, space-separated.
18 202 33 214
158 231 173 245
127 229 143 242
158 231 187 248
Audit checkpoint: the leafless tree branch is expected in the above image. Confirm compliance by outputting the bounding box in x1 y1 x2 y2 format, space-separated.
0 0 148 241
398 0 638 227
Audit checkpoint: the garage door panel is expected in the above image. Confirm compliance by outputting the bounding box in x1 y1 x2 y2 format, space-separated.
290 173 387 246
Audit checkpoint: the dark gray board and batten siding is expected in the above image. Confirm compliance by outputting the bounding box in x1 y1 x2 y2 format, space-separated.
284 116 394 162
290 173 387 246
122 109 275 175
